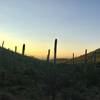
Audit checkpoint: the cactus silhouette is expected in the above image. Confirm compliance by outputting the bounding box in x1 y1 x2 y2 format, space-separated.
47 49 50 63
84 49 87 64
2 41 4 48
73 53 75 64
22 44 25 55
93 51 96 64
54 39 57 64
15 46 17 53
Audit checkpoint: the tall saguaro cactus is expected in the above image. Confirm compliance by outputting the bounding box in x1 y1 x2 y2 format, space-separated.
22 44 25 55
73 53 75 65
84 49 87 64
47 49 50 63
2 41 4 48
54 38 57 64
15 46 17 53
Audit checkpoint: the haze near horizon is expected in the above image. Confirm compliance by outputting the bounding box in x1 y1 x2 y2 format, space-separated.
0 0 100 59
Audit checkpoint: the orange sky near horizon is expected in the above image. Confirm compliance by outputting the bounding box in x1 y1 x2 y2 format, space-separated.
0 33 97 59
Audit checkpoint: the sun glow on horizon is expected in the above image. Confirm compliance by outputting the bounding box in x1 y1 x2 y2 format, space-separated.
0 33 97 59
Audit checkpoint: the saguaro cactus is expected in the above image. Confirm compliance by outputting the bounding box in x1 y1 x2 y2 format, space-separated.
93 51 96 64
2 41 4 48
54 38 57 64
84 49 87 64
47 49 50 63
22 44 25 55
15 46 17 53
73 53 75 64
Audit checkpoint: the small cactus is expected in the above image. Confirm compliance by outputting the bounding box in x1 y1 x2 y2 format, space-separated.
54 38 57 64
84 49 87 64
15 46 17 53
93 51 96 64
2 41 4 48
47 49 50 63
73 53 75 64
22 44 25 55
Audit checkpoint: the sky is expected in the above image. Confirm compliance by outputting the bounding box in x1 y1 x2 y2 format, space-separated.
0 0 100 59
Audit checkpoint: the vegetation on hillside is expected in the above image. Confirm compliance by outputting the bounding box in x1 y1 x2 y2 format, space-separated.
0 47 100 100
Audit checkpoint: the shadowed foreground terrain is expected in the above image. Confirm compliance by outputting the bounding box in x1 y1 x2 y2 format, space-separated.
0 47 100 100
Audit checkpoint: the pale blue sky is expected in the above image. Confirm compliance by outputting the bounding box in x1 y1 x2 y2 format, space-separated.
0 0 100 58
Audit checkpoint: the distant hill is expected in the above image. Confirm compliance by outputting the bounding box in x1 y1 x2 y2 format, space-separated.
0 47 41 63
54 48 100 64
51 58 70 64
73 48 100 64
